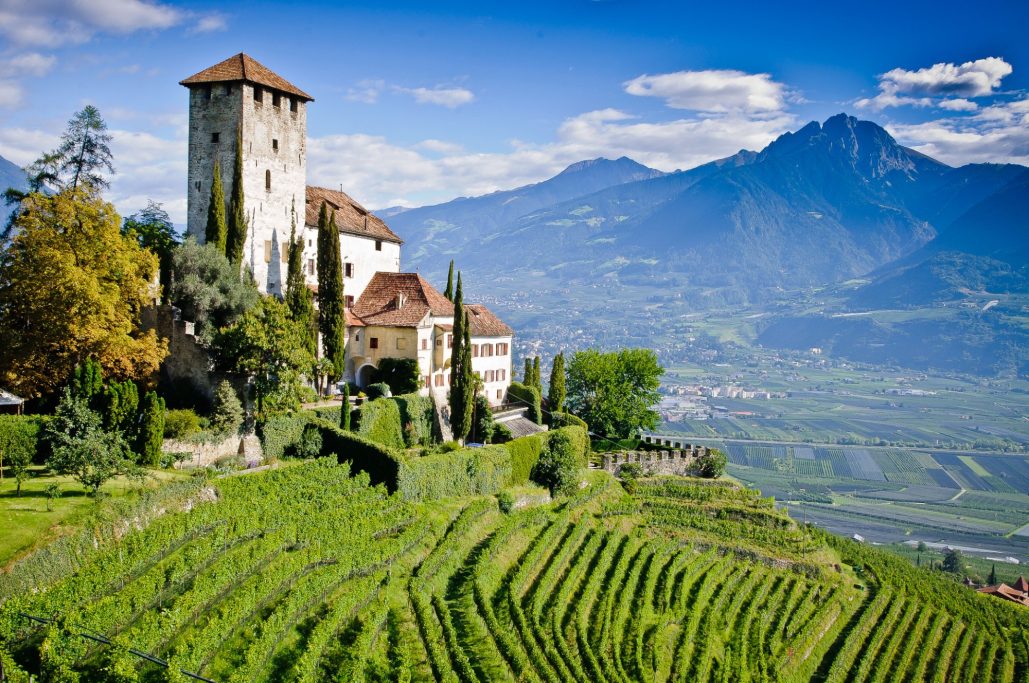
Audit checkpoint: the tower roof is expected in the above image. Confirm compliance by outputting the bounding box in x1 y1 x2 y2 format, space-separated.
180 53 313 101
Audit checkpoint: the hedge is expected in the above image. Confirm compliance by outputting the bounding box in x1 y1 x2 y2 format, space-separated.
550 411 587 430
311 405 342 424
394 393 433 447
0 415 47 465
354 398 405 451
503 425 589 486
307 417 404 492
258 411 314 460
506 381 541 424
398 444 511 501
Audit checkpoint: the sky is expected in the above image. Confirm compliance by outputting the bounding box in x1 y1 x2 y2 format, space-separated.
0 0 1027 225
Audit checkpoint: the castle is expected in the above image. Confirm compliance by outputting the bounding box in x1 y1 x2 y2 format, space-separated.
179 54 513 403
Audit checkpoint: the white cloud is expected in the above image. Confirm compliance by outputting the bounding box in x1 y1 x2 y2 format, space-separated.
938 98 978 112
624 69 786 113
857 57 1013 111
345 79 385 104
0 53 57 78
887 96 1029 166
0 80 25 108
188 13 227 34
0 0 182 46
396 85 475 108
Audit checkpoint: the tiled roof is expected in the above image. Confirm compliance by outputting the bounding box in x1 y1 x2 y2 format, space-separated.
1014 576 1029 593
180 53 313 101
345 309 365 327
465 304 514 337
305 187 403 245
351 272 453 327
978 583 1029 606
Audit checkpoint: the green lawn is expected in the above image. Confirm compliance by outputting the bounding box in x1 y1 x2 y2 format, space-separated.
0 466 188 568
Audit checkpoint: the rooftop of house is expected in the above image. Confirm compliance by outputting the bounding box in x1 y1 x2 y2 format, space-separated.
466 304 514 337
978 576 1029 606
180 53 313 101
305 186 403 245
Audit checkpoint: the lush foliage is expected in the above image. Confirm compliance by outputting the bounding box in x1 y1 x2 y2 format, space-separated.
316 203 345 381
122 200 177 302
506 381 542 424
163 409 203 439
354 396 405 451
448 273 474 440
505 426 589 486
394 392 431 446
397 444 511 501
340 384 352 431
205 159 227 253
225 130 247 265
531 429 582 496
0 416 37 495
0 188 168 398
257 411 312 461
210 380 244 434
566 347 664 438
372 357 421 396
548 351 566 414
695 447 728 478
284 207 317 359
212 296 313 416
365 382 392 400
471 393 496 444
309 418 403 490
136 391 165 467
169 238 259 343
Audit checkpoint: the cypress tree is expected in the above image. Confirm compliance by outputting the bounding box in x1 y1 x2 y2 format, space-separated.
71 358 103 401
449 273 467 437
454 320 474 439
548 352 566 414
988 564 997 585
226 129 247 264
532 356 541 392
317 204 346 381
137 391 165 466
444 260 454 301
523 357 533 386
341 383 351 431
205 160 227 252
285 201 317 356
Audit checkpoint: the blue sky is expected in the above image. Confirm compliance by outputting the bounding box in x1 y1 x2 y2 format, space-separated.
0 0 1027 223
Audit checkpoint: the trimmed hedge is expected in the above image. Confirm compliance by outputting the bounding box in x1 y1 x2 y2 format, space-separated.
550 411 587 430
503 425 590 486
0 415 47 465
506 381 541 424
311 405 342 424
398 444 511 501
354 398 405 451
394 393 433 447
258 411 313 460
307 417 404 492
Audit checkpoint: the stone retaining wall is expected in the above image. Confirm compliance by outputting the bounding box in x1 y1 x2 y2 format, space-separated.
599 445 710 477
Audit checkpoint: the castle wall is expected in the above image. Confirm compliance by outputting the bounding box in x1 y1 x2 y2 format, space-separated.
599 446 708 477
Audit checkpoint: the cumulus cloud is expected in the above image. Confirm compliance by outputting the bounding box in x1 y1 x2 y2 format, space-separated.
0 53 57 78
0 80 25 108
887 96 1029 166
0 0 182 46
189 13 227 34
624 69 786 113
396 85 475 108
345 79 385 104
857 57 1013 111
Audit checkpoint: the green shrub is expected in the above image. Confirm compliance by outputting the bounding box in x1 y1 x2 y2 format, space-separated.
532 429 581 496
365 382 392 400
550 411 587 430
506 433 546 486
258 411 312 460
307 417 403 491
694 447 728 478
211 380 244 434
397 444 511 501
372 358 420 395
471 394 495 444
394 393 432 447
311 405 342 424
0 415 45 465
506 381 541 424
163 409 202 439
493 422 513 443
354 398 405 451
497 491 515 513
297 424 323 459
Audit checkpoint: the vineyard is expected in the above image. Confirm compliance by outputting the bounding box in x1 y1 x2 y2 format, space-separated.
1 460 1027 682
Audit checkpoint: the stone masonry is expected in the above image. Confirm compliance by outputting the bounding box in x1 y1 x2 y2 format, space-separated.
599 445 709 477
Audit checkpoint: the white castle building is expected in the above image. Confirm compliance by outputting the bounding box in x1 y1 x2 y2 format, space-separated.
180 54 512 402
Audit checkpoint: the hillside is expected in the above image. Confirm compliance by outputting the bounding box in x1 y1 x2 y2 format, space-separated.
2 460 1026 682
0 154 27 230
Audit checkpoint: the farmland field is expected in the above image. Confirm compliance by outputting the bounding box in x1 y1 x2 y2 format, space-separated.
3 460 1027 682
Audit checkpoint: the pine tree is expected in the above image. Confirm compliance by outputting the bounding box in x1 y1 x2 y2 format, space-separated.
532 356 541 392
211 380 244 434
449 273 468 438
548 352 566 414
225 131 248 264
341 383 351 431
137 391 165 466
205 160 228 252
58 105 115 191
444 260 454 301
317 204 346 381
285 201 317 357
71 358 104 402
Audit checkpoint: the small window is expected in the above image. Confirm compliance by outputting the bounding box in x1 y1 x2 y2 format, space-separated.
290 99 298 113
421 339 428 350
497 389 503 400
264 241 272 263
307 259 315 275
344 262 353 278
272 139 279 152
447 334 453 349
195 180 201 192
211 132 220 143
203 85 212 101
308 239 312 247
435 374 443 387
265 170 271 191
396 338 407 350
472 344 479 358
272 92 281 108
254 87 263 103
375 240 382 251
345 295 354 308
424 375 430 387
370 337 379 349
436 338 441 347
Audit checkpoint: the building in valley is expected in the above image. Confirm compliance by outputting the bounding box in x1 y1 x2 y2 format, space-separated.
348 273 513 404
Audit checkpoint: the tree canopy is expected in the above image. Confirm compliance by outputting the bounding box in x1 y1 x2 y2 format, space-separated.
170 238 259 344
0 188 167 398
565 348 663 438
123 201 178 302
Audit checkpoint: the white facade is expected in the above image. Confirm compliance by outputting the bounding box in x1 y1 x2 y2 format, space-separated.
299 225 402 305
185 81 308 297
470 336 514 404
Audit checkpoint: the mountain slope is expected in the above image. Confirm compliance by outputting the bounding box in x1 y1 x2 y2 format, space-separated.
0 155 27 229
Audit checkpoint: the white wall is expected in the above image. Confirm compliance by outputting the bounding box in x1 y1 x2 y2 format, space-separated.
471 335 513 405
300 225 401 305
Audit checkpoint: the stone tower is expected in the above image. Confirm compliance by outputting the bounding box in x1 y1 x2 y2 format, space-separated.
180 53 313 296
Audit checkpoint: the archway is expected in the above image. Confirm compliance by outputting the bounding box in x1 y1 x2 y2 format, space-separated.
356 363 377 389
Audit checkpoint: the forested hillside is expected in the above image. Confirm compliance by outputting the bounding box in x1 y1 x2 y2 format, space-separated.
1 461 1025 682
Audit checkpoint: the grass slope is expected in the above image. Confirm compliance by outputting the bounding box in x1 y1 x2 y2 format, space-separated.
1 461 1026 682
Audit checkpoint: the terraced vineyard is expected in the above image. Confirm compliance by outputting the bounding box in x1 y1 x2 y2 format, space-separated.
1 460 1027 682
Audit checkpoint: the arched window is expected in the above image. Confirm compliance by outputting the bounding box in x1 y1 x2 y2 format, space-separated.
265 170 271 191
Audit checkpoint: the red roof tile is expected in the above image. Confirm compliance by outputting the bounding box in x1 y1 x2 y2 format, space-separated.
180 53 312 101
465 304 513 337
305 187 403 245
351 272 453 327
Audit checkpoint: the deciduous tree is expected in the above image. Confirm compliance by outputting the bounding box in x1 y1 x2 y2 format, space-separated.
566 348 663 438
170 238 258 343
0 188 168 399
123 201 178 303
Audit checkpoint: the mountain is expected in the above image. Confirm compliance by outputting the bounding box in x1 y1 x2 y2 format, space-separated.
389 156 665 267
0 155 27 229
